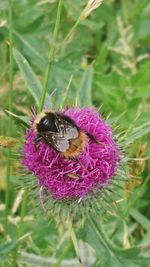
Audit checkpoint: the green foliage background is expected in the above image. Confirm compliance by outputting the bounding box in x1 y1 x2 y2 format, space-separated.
0 0 150 266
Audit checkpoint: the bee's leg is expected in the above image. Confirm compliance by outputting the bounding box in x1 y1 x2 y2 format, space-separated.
85 131 104 145
30 106 37 116
67 173 83 182
34 134 42 145
73 158 90 175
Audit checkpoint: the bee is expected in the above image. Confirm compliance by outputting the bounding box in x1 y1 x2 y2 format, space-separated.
34 111 100 158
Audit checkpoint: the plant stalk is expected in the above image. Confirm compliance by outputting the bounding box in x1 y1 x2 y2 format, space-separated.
12 190 28 266
38 0 63 112
68 219 83 267
5 0 13 234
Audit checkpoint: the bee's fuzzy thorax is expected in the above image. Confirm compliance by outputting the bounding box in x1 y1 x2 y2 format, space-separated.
33 112 46 130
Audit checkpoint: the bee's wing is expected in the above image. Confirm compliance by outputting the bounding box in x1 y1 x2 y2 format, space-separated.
53 126 78 151
55 138 69 152
39 124 78 153
54 126 78 152
40 132 69 152
55 114 79 139
65 126 79 139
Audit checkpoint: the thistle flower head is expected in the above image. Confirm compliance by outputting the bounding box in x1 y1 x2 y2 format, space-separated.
22 107 120 202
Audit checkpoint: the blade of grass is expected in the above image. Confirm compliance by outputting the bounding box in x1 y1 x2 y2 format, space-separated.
64 0 103 43
5 0 13 236
130 208 150 232
122 121 150 145
18 190 28 238
38 0 63 112
0 241 17 259
12 190 28 266
5 110 29 126
53 241 72 267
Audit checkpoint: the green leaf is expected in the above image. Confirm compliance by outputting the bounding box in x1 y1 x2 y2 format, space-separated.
77 65 93 106
87 217 150 267
95 44 108 72
14 30 46 71
6 110 29 126
0 241 17 259
13 48 42 106
123 121 150 145
107 112 126 124
138 19 150 40
130 208 150 232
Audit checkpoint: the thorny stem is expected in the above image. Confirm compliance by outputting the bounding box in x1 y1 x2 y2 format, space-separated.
38 0 63 112
5 0 13 235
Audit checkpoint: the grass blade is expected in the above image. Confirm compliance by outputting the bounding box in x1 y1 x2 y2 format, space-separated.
77 65 93 106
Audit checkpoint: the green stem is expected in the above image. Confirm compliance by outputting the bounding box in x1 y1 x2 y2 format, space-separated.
63 19 81 43
38 0 63 112
121 0 128 26
68 219 82 266
5 0 13 235
18 190 28 238
8 1 13 120
62 8 86 46
53 241 71 267
12 190 28 266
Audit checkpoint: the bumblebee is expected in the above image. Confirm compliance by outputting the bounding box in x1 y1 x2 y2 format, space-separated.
34 111 99 158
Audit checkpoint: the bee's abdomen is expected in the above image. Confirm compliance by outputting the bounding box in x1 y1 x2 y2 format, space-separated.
62 131 88 158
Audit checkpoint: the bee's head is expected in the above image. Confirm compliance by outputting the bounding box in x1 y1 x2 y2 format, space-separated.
34 112 58 133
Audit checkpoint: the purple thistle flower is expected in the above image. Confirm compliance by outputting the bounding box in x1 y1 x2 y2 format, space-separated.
22 107 120 200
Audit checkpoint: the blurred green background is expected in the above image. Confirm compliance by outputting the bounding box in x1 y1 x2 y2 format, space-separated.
0 0 150 266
